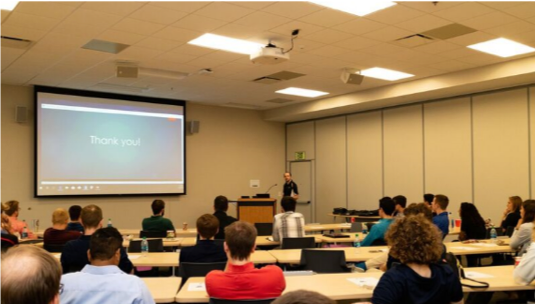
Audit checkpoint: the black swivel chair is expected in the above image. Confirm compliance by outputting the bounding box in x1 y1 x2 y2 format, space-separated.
299 249 351 273
179 262 227 287
210 298 276 304
128 239 164 253
139 230 167 238
254 223 273 236
370 238 387 246
281 237 315 249
350 222 363 233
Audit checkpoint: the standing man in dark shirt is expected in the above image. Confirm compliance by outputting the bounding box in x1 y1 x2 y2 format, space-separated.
61 204 133 274
142 199 175 233
283 172 299 200
213 196 237 240
66 205 84 233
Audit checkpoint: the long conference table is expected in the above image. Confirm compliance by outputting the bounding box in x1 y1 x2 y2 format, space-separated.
174 265 535 303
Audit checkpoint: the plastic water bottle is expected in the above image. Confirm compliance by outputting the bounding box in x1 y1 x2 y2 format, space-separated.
353 234 361 253
490 226 497 243
107 218 112 227
141 237 149 257
449 212 454 228
21 226 28 239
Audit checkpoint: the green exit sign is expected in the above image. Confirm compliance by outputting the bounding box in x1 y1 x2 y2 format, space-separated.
295 151 306 160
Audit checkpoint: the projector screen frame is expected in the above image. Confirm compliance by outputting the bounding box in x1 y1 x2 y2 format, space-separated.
34 85 187 198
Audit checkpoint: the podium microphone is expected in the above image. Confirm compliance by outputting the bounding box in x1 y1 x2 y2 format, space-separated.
264 184 278 194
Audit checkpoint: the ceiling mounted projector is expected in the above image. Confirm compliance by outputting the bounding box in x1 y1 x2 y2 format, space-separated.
250 44 290 65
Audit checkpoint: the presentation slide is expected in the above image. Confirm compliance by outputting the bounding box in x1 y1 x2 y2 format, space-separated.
36 88 185 196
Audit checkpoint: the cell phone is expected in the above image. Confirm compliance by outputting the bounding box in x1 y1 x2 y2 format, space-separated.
368 250 381 253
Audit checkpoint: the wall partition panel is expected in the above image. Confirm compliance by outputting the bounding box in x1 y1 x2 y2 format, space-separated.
315 117 347 223
287 121 315 161
347 111 383 210
473 89 530 223
424 97 472 218
383 105 424 203
530 87 535 199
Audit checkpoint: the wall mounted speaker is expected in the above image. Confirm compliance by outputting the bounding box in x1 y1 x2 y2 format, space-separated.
341 70 364 85
188 121 200 134
16 106 28 123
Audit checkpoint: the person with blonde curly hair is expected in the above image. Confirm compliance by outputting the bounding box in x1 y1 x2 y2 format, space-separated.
371 215 463 304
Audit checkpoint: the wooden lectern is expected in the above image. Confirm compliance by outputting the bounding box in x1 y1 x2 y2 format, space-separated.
237 198 277 225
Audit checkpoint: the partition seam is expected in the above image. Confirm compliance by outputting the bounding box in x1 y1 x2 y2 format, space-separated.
381 110 385 197
345 116 349 209
528 88 532 199
422 104 426 194
470 96 475 204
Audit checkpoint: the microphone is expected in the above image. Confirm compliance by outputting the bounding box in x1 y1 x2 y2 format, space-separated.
264 183 278 194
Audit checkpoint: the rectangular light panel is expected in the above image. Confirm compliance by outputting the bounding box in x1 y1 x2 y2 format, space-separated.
188 33 263 55
468 38 535 58
309 0 396 16
276 87 329 98
361 67 414 81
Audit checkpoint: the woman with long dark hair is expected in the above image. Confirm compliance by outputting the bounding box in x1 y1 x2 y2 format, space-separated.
458 202 486 241
510 200 535 255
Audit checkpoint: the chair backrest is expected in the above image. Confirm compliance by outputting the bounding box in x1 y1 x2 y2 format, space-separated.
139 230 167 238
281 237 315 249
365 222 375 231
44 243 65 253
505 226 515 238
350 222 363 232
179 262 227 287
210 298 276 304
254 223 273 236
485 227 505 239
299 249 350 273
128 239 164 253
370 238 387 246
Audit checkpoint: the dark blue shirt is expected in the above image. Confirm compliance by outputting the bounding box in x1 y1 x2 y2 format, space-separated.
66 222 84 233
433 212 449 238
179 240 227 263
61 235 133 274
372 263 463 304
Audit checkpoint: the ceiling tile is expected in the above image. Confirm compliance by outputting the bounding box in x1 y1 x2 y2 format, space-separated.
427 60 476 72
115 46 164 61
481 2 523 10
226 2 273 10
212 23 262 40
30 33 88 56
432 3 496 23
52 20 107 39
270 21 324 37
1 25 48 41
234 11 292 31
261 2 322 19
504 3 535 19
459 12 518 31
15 2 76 20
304 29 353 44
170 44 215 57
201 51 246 62
1 10 10 22
308 45 351 57
97 29 147 45
129 4 188 25
333 36 382 51
362 26 414 42
156 52 198 65
507 30 535 45
112 18 166 36
3 12 61 32
153 26 202 43
412 41 461 55
396 14 451 33
150 2 210 13
365 5 425 25
398 2 463 14
484 21 535 37
62 8 123 28
1 47 26 70
437 47 481 60
80 2 146 17
195 2 254 23
298 9 354 28
456 53 505 66
332 18 388 36
447 31 496 46
186 56 232 69
170 14 227 32
135 37 183 52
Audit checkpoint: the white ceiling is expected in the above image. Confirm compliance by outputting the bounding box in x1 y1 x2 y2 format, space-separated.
2 1 535 116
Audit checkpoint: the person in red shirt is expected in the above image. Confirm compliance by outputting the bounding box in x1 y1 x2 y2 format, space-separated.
206 221 285 300
44 208 81 247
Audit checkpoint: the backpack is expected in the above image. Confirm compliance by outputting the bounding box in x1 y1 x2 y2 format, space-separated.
443 252 489 288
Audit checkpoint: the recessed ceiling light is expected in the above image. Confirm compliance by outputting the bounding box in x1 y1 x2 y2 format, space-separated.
276 87 329 98
0 0 19 11
309 0 396 16
361 67 414 81
467 38 535 58
188 33 263 55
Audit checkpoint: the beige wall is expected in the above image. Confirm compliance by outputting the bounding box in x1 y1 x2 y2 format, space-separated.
1 84 285 229
286 85 535 224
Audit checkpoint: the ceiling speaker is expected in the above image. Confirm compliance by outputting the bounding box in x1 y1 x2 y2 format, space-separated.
117 66 138 78
341 69 364 85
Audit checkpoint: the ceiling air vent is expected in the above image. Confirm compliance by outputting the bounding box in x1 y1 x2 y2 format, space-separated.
82 39 130 54
394 34 434 48
421 24 477 40
225 102 263 110
252 71 305 84
253 77 281 84
265 98 294 104
1 36 33 49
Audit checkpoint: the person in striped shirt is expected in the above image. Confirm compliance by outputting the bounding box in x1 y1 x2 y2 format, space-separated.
272 196 305 242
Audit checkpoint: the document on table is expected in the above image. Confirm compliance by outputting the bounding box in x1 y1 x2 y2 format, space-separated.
266 237 274 241
464 271 494 279
450 246 478 251
128 254 141 259
347 277 379 289
188 283 206 291
469 243 498 247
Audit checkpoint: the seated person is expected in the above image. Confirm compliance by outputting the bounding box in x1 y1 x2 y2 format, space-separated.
61 204 133 274
458 203 486 242
206 221 285 300
213 195 237 240
510 200 535 255
432 194 450 238
501 196 522 234
66 205 84 233
1 211 18 252
360 197 395 246
514 233 535 304
372 216 463 304
2 246 62 304
3 200 36 239
272 290 335 304
272 196 305 242
44 208 81 247
60 227 155 304
180 214 227 263
142 199 175 234
393 195 407 218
